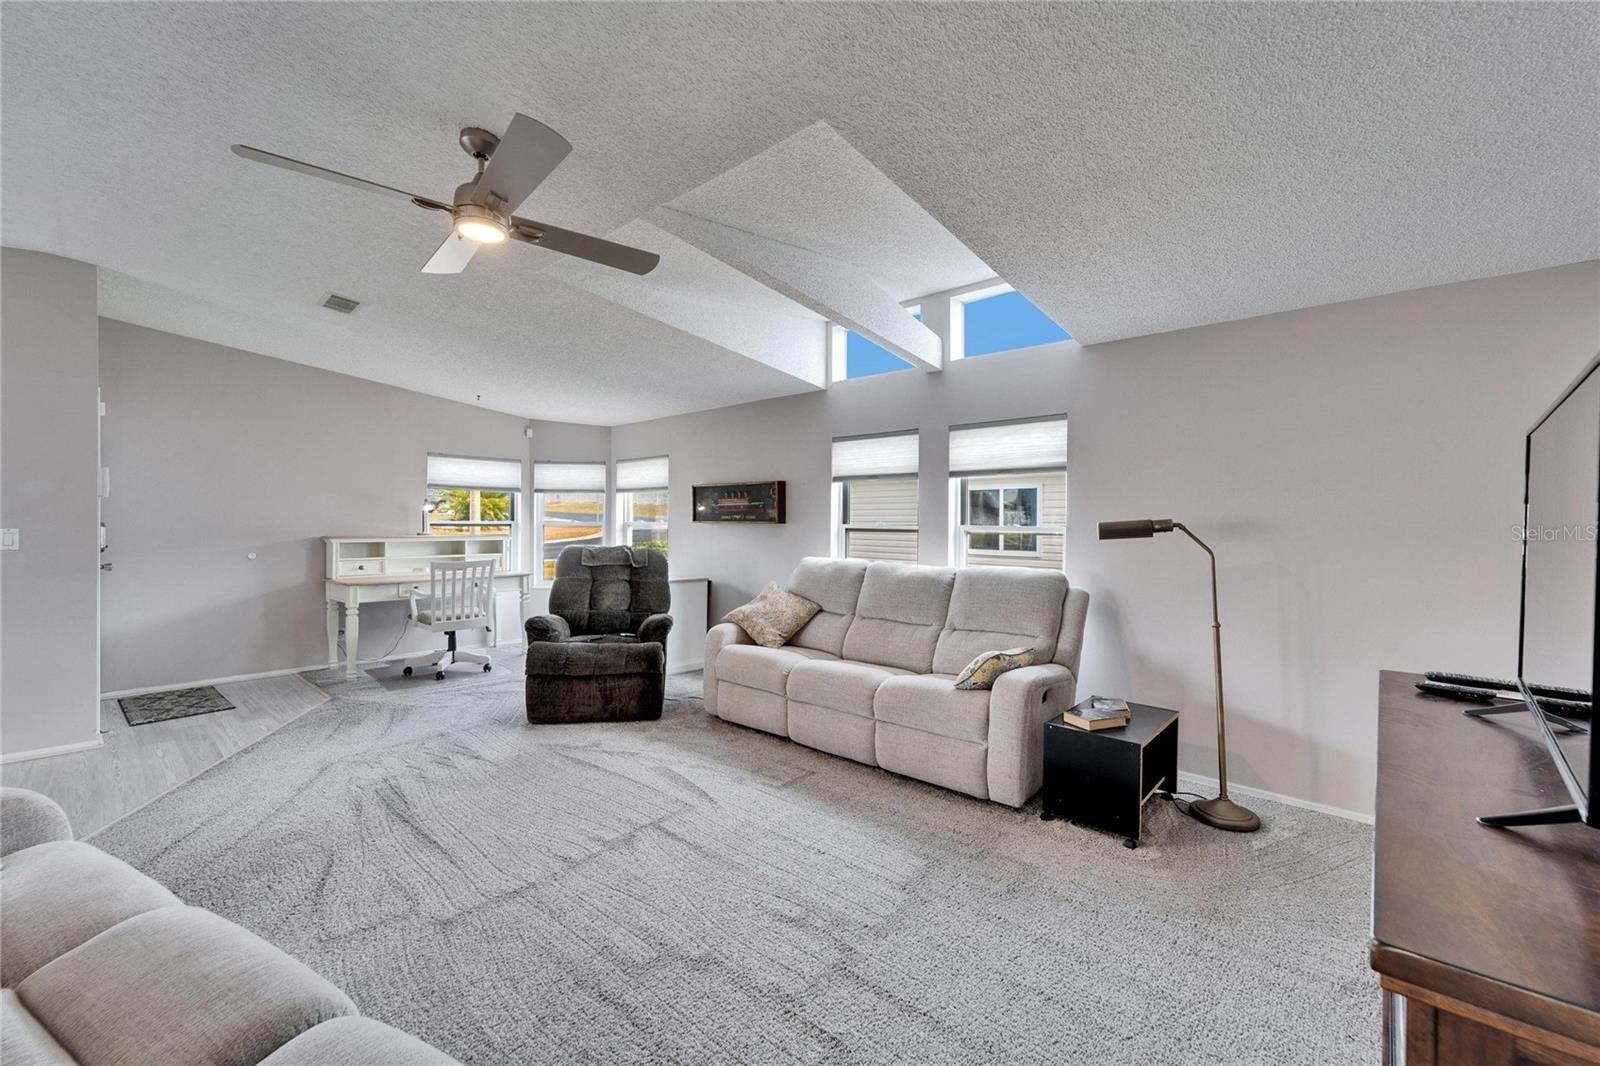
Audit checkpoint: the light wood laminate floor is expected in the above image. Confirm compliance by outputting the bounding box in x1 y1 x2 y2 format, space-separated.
2 675 329 838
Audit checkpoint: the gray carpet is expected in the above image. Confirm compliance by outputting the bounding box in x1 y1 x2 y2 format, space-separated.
91 651 1378 1065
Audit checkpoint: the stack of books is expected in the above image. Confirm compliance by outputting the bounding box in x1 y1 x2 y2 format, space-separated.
1062 696 1131 731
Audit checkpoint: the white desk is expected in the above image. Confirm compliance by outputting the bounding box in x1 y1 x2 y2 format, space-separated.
324 571 534 680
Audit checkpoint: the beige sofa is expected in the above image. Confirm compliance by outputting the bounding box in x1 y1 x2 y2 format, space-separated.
705 558 1090 807
0 788 461 1066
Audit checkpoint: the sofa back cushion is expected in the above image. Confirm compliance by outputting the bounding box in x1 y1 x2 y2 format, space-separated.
931 566 1069 675
784 557 868 656
841 561 955 672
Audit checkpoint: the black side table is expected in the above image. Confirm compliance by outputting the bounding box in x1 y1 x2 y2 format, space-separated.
1040 702 1179 848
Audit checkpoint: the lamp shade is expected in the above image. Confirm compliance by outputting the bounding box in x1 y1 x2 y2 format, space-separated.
1099 519 1174 539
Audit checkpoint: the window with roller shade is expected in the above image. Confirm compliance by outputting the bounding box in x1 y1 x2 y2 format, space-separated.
425 454 522 566
533 461 606 581
833 431 919 562
615 455 669 558
947 417 1067 570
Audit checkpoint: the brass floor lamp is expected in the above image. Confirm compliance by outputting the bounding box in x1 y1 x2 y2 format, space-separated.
1099 519 1261 832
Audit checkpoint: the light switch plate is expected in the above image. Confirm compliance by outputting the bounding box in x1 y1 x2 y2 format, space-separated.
0 529 19 551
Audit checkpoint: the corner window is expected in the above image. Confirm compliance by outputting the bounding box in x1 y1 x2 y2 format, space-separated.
833 432 919 561
952 284 1070 360
616 455 669 558
532 461 606 582
425 454 522 567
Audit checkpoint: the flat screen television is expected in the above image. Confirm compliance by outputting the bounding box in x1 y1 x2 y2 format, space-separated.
1483 353 1598 829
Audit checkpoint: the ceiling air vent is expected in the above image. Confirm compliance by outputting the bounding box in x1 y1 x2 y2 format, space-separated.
320 293 361 314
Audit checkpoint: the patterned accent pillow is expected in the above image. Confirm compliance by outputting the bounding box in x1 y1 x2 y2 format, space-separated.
724 582 822 649
953 646 1037 690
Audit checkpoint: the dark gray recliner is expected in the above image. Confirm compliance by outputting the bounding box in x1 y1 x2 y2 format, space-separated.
523 546 673 723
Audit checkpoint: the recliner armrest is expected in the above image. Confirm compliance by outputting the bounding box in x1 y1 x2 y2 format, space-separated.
1 788 73 856
986 663 1079 808
524 614 572 643
636 613 674 648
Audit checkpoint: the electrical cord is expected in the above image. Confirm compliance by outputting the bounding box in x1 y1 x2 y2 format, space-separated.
335 617 412 673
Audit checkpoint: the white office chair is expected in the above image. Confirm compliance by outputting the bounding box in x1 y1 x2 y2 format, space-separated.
401 560 496 680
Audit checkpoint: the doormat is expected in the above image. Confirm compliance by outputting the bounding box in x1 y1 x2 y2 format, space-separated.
119 686 234 727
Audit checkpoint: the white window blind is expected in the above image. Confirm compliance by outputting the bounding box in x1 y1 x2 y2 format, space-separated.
616 455 669 492
426 454 522 491
948 417 1068 476
533 461 606 492
832 431 919 481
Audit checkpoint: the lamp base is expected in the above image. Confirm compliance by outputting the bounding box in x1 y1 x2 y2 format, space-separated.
1187 796 1262 833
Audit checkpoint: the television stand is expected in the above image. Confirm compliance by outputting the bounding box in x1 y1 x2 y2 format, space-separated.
1477 803 1582 828
1462 702 1587 734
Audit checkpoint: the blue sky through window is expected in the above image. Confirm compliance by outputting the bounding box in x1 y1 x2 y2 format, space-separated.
843 308 920 380
962 290 1070 358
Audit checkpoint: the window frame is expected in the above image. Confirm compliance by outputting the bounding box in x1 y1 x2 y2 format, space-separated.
961 479 1045 558
828 302 926 383
948 281 1070 362
617 487 670 554
424 486 521 568
835 476 920 562
532 489 607 585
948 469 1067 571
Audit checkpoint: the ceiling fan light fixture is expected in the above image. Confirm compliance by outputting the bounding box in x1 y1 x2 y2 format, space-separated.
453 204 508 244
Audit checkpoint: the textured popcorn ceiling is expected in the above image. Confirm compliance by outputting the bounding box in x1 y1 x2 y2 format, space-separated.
3 3 1596 423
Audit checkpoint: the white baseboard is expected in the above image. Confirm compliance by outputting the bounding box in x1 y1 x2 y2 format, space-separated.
669 658 704 675
2 737 104 765
1179 771 1374 825
101 662 337 700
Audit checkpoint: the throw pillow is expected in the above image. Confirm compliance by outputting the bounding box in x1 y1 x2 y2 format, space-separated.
724 582 822 648
953 646 1037 690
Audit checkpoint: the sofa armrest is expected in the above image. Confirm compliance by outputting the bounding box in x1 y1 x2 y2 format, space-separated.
703 622 753 716
524 614 571 644
1 788 73 856
636 613 674 648
986 664 1079 808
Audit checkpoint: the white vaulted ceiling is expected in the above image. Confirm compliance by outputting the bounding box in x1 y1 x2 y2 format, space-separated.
2 3 1595 424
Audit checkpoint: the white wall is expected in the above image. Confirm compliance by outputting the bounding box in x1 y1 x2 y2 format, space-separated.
611 262 1600 816
97 320 607 693
1 249 103 758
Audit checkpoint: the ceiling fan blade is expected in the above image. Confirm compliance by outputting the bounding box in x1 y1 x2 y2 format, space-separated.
421 232 480 274
472 114 573 213
231 145 449 210
510 218 659 275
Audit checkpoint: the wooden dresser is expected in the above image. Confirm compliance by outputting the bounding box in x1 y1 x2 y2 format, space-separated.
1371 671 1600 1065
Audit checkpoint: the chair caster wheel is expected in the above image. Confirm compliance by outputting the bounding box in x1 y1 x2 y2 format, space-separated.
403 666 413 676
483 664 492 672
435 672 445 681
1123 839 1138 850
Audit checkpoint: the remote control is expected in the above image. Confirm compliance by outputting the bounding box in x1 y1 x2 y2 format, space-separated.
1426 671 1592 703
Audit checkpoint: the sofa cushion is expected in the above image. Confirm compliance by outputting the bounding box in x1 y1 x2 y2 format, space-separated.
840 561 955 672
787 659 910 718
874 674 993 744
931 566 1068 676
717 644 837 696
2 989 74 1066
17 907 356 1066
953 646 1037 690
260 1017 463 1066
724 582 821 648
1 840 182 986
784 557 868 656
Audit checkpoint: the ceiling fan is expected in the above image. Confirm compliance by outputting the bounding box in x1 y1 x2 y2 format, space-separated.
231 113 659 276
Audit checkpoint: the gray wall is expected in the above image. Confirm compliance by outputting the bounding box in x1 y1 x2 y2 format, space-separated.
611 262 1600 816
1 249 102 757
97 320 605 693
